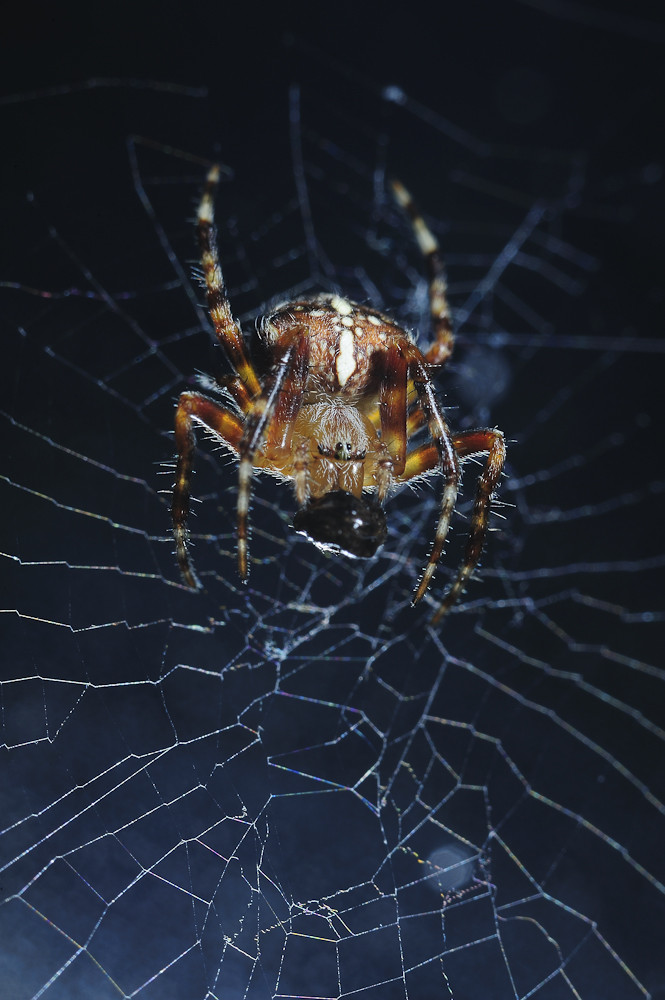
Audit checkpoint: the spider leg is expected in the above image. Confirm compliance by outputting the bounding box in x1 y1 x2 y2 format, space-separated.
406 398 427 438
377 343 409 491
198 165 261 399
292 440 310 507
214 374 254 414
367 377 419 437
391 179 454 366
400 428 506 619
173 392 245 589
404 351 460 606
235 329 310 580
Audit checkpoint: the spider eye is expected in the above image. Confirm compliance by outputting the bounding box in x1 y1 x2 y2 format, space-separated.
293 490 387 559
317 442 367 461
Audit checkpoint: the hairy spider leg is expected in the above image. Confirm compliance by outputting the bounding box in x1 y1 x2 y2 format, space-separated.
391 179 454 366
235 330 310 580
215 373 254 414
405 394 430 438
405 350 460 605
198 164 261 400
368 380 420 435
401 428 506 619
378 343 409 491
366 181 453 434
173 393 245 588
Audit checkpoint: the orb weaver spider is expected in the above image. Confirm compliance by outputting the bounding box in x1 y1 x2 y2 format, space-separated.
172 166 505 620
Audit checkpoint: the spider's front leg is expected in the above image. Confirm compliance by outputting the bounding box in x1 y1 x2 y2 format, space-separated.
172 393 244 588
198 165 262 400
234 329 310 580
391 179 454 367
401 427 506 619
405 351 461 606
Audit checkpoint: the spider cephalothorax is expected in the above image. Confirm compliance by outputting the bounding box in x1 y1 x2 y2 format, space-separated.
171 167 505 620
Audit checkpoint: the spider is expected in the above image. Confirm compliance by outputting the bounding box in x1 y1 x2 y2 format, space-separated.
172 166 506 620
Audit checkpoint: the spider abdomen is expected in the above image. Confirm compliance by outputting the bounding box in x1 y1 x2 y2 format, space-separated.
262 293 411 395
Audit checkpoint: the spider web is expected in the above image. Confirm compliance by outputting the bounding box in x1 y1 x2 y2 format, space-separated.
2 6 665 999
